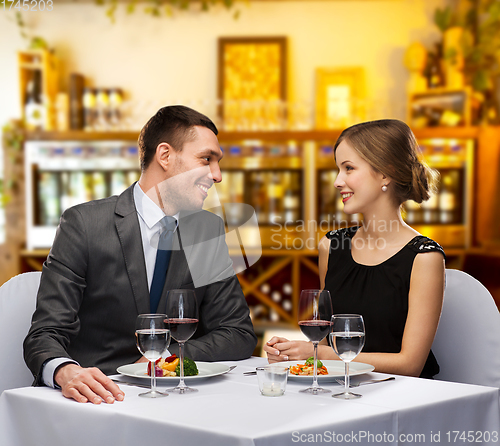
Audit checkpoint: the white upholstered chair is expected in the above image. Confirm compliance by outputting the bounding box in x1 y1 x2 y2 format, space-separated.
432 269 500 388
0 271 41 395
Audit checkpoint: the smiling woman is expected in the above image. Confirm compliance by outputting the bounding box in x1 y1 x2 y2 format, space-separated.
264 119 446 380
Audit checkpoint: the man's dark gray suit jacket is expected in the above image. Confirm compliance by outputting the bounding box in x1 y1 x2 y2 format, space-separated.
23 184 257 384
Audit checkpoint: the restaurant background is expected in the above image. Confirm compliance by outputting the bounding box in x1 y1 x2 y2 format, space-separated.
1 0 499 348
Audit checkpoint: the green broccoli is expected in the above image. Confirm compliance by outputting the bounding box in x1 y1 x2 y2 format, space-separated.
305 356 323 368
175 357 199 376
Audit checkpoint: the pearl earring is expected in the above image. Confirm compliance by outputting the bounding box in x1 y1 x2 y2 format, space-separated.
382 184 388 192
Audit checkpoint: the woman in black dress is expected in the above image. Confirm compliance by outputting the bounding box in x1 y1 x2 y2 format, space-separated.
265 119 445 378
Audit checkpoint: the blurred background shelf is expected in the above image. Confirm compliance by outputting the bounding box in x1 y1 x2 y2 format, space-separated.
7 125 499 330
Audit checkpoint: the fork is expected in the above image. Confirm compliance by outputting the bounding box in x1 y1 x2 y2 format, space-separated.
335 376 395 387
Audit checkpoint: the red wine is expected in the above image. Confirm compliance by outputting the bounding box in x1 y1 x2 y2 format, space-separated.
298 320 331 342
167 318 199 342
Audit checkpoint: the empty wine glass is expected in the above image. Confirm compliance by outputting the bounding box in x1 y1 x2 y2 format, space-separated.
330 314 365 399
298 289 333 394
165 289 199 394
135 314 171 398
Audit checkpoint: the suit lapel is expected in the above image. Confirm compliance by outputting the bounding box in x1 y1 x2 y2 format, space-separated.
115 184 150 315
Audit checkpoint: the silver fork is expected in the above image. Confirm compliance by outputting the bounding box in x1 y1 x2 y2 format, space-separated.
335 376 395 387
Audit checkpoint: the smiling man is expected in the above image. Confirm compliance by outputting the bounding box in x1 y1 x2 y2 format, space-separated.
23 105 257 405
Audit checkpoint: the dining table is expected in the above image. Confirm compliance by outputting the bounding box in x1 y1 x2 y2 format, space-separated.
0 356 499 446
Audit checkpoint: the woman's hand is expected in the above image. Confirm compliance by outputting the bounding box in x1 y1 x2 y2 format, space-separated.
263 336 315 363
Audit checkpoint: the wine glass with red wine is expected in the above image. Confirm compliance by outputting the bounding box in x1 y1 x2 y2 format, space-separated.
165 289 199 394
298 289 333 394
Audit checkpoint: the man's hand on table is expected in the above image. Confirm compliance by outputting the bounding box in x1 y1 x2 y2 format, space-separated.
54 363 125 404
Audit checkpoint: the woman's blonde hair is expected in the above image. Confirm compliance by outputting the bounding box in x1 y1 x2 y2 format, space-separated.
333 119 439 205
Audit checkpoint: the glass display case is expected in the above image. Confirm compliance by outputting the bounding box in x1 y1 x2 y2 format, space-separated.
24 138 139 250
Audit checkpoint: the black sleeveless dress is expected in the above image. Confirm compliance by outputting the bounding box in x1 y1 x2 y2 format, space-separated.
324 226 445 379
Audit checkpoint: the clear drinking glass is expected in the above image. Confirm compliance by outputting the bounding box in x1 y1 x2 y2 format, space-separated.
330 314 366 399
256 365 289 396
165 289 199 394
135 314 171 398
297 289 333 394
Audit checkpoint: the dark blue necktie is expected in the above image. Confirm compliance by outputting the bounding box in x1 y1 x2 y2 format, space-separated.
149 216 177 313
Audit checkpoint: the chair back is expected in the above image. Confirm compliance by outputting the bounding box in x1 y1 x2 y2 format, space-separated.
432 269 500 388
0 272 41 395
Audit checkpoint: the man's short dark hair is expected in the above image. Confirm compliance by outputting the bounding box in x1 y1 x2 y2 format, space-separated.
138 105 218 171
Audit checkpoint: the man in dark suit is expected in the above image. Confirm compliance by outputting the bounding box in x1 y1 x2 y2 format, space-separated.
23 105 257 404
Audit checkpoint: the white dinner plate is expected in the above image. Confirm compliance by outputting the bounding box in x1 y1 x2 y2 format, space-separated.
116 362 230 381
282 360 374 381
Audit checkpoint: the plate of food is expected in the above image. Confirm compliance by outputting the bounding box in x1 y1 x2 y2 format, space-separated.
282 358 374 381
117 355 230 381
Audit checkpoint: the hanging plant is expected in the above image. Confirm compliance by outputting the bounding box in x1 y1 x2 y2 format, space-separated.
95 0 244 23
434 1 500 92
10 12 51 50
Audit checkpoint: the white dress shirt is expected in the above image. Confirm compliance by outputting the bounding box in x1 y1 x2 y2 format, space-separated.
42 183 177 388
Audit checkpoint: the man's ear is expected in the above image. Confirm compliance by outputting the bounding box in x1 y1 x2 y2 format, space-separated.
156 142 173 171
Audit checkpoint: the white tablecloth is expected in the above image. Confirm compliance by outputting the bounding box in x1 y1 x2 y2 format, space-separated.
1 357 499 446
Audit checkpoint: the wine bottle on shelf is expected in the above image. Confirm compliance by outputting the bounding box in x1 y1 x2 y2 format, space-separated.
319 170 337 223
251 172 267 225
69 171 88 207
227 171 244 226
24 70 45 131
421 191 439 223
109 88 123 129
127 170 141 186
38 172 60 226
95 88 110 131
404 200 422 224
92 171 107 200
439 172 457 224
268 172 284 225
283 172 301 223
55 93 70 132
84 172 94 202
69 73 85 130
83 88 97 131
111 170 127 196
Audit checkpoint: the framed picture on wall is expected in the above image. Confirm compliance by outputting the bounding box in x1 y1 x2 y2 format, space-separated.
217 36 287 130
315 67 365 129
408 88 472 128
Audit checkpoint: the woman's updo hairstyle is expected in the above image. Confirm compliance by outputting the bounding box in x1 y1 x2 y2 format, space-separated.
333 119 439 205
